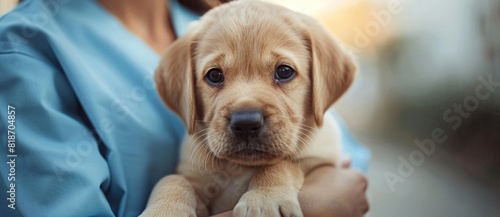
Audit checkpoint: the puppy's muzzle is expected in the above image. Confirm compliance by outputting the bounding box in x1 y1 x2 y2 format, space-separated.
229 110 264 139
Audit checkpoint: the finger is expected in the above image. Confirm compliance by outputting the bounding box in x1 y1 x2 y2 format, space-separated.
340 155 351 168
363 199 370 214
356 197 370 216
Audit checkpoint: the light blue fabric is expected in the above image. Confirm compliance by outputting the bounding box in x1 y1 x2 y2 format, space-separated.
0 0 193 216
330 110 371 172
0 0 369 216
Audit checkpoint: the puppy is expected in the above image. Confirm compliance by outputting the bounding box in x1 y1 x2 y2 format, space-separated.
141 1 356 217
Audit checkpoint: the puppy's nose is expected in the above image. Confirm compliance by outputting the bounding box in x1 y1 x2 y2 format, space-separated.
230 110 264 138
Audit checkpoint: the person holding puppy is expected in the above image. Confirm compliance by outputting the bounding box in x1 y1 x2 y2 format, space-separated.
0 0 370 216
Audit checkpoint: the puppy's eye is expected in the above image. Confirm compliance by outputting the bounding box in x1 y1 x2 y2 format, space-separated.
205 69 224 86
274 65 296 82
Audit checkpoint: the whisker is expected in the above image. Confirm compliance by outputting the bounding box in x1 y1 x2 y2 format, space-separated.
195 120 213 123
190 132 211 174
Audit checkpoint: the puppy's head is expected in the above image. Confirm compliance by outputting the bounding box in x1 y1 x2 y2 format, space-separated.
156 1 355 166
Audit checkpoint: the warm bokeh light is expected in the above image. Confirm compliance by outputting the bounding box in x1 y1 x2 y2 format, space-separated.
263 0 394 53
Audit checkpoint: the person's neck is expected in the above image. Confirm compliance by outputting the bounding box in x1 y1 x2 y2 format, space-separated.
98 0 176 54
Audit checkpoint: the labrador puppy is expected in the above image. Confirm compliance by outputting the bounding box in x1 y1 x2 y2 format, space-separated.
140 1 356 217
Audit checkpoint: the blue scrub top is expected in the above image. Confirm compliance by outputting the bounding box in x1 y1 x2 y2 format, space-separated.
0 0 369 216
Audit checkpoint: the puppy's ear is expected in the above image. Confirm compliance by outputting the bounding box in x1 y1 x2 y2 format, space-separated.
155 26 199 134
301 15 356 127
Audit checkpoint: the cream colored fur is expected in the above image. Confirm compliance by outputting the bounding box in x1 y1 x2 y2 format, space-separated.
140 1 356 216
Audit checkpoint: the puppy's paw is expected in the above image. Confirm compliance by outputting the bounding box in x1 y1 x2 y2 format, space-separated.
233 190 303 217
139 204 196 217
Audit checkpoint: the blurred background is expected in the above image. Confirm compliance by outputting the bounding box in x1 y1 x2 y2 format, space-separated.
2 0 499 216
262 0 500 216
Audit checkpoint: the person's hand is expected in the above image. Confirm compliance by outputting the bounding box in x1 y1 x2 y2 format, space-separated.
298 165 369 217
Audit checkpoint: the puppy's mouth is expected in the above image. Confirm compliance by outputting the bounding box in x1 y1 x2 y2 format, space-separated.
223 142 282 166
224 113 289 165
233 149 267 156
